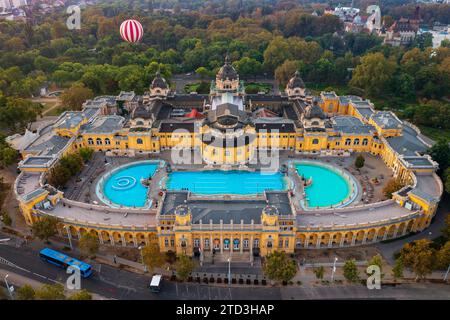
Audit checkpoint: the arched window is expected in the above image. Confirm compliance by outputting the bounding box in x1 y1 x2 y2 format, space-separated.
87 138 93 145
354 138 360 145
312 139 319 145
136 120 144 126
345 138 351 146
96 138 102 145
362 138 368 146
105 138 111 145
311 121 319 126
136 138 143 144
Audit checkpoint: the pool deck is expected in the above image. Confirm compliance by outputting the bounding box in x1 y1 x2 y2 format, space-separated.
36 150 438 231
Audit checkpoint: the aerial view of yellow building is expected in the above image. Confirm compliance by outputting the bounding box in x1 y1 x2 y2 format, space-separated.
9 57 443 259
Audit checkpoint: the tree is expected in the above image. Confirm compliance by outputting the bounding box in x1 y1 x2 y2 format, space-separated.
32 216 58 243
355 154 365 169
175 254 197 281
428 139 450 174
349 52 396 96
382 178 405 199
343 259 360 283
443 214 450 239
0 211 12 226
141 240 166 273
392 257 404 280
35 284 65 300
78 147 93 163
69 289 92 300
274 60 301 88
400 239 435 280
263 36 293 72
435 241 450 270
263 251 297 283
0 147 18 167
79 233 99 257
16 285 35 300
313 266 325 280
195 67 210 81
61 83 94 111
233 57 262 78
368 254 384 278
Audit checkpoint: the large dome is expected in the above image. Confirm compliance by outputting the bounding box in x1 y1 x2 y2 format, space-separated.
216 55 238 81
304 102 325 119
287 71 305 89
151 71 168 89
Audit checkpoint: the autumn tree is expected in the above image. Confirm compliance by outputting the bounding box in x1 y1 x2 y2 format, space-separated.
392 257 404 280
79 233 99 257
263 251 297 283
141 240 166 273
175 254 197 281
69 290 92 300
435 241 450 270
35 284 65 300
275 60 300 87
17 285 35 300
61 83 94 111
350 52 396 96
382 178 405 199
368 254 384 278
400 239 435 280
32 216 59 243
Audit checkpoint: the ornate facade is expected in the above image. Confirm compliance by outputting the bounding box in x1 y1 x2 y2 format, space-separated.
9 57 443 259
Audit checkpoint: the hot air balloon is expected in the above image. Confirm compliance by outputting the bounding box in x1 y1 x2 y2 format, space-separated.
120 19 144 43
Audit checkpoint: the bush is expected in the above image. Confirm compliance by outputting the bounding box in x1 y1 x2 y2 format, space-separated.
0 211 12 226
17 285 35 300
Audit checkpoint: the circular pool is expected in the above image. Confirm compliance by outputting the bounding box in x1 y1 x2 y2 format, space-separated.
96 161 159 208
294 161 357 209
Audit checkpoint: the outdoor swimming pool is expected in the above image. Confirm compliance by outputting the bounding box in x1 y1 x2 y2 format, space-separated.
100 162 158 207
295 162 352 208
166 170 287 195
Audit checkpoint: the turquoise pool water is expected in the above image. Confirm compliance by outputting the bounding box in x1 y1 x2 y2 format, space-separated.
167 170 287 195
102 163 158 207
295 163 350 208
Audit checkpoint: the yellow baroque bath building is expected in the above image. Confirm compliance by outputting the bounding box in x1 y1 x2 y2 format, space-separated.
8 57 443 259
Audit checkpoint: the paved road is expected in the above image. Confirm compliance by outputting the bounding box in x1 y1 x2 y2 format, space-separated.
0 236 449 300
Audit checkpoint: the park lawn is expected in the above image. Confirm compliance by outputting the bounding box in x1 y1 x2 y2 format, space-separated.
184 82 210 94
46 105 70 116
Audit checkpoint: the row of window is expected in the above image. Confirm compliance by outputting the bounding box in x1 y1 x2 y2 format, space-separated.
163 238 291 249
87 138 144 145
311 138 369 146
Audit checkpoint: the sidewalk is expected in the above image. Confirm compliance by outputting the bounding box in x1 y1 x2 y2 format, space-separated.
0 269 111 300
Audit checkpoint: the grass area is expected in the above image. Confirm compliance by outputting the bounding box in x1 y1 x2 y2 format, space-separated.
245 82 272 94
306 83 354 96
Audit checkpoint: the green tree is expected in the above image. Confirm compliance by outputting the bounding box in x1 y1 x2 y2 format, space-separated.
343 259 360 283
69 290 92 300
443 214 450 239
392 257 404 280
349 52 396 96
175 254 197 281
16 285 35 300
141 240 166 273
313 266 325 280
78 147 93 163
263 36 293 72
0 147 18 167
195 67 210 81
400 239 435 280
263 251 297 283
32 216 59 243
61 83 94 111
35 284 65 300
354 154 365 169
79 232 99 257
233 57 262 78
275 60 301 87
428 139 450 174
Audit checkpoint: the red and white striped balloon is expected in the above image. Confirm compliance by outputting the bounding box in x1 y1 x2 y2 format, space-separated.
119 19 144 43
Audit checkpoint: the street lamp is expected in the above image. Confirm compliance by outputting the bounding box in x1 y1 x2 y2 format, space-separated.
444 264 450 282
138 246 148 273
227 257 231 285
331 256 338 282
4 274 14 300
64 225 73 250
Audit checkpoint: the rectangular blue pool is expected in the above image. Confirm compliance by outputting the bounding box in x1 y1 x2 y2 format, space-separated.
166 170 287 195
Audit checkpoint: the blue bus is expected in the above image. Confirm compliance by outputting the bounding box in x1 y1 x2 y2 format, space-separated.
39 248 93 278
